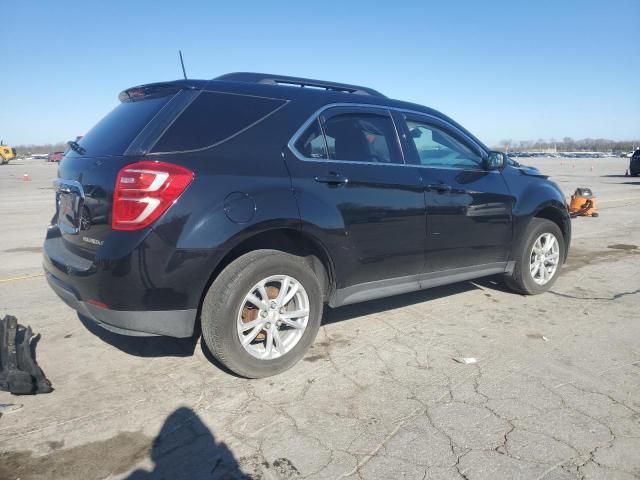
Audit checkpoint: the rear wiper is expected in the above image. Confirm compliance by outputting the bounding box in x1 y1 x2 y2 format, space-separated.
66 141 86 155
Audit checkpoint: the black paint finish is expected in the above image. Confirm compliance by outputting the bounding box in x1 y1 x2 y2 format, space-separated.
43 74 571 337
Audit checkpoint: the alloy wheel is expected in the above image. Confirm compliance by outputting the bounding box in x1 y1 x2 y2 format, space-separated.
236 275 310 360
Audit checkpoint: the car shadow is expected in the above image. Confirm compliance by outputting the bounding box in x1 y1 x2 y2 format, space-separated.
77 277 509 369
323 280 485 325
78 314 199 358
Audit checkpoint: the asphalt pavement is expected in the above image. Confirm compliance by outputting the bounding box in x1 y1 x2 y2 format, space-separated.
0 157 638 479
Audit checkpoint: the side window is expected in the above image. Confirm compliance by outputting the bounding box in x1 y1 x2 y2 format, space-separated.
406 120 482 168
322 112 402 164
151 92 285 153
294 119 327 159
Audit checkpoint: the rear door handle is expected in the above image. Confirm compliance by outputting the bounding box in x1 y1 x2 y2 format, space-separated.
315 174 349 185
426 183 451 193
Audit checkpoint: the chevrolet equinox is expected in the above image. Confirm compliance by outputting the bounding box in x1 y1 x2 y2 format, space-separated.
44 73 571 377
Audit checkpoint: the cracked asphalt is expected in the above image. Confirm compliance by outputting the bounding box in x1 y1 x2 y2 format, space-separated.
1 157 639 480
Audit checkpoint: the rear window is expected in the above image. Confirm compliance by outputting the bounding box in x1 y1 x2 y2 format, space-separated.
75 94 172 157
150 91 286 153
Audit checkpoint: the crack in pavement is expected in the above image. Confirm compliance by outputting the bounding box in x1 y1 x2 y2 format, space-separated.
548 288 640 301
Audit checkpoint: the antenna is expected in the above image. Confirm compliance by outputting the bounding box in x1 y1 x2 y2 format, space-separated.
179 50 188 80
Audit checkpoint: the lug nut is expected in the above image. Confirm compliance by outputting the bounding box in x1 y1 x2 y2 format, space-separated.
279 307 285 314
260 311 268 318
270 301 277 309
265 322 271 329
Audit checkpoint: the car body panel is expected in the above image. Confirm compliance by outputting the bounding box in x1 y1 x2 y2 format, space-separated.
43 74 572 337
630 150 640 176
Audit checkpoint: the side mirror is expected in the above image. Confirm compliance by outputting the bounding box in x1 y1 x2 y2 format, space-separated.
485 151 505 170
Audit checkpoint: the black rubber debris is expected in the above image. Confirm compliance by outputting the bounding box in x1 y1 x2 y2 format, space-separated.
0 315 53 395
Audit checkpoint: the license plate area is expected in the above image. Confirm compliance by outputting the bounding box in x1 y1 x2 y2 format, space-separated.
55 180 85 235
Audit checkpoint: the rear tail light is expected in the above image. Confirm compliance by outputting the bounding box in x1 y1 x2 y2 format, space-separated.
112 161 193 231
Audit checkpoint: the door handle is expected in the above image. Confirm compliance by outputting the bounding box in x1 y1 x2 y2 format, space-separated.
315 174 349 185
426 183 451 193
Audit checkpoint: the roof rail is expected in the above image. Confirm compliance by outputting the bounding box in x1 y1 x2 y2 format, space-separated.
214 72 386 98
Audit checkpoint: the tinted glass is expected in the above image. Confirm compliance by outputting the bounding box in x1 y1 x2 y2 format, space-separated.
294 119 327 159
75 95 172 157
152 91 286 153
322 113 401 163
407 120 482 168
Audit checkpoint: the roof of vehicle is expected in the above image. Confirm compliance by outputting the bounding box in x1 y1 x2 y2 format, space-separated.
214 72 386 97
119 73 490 152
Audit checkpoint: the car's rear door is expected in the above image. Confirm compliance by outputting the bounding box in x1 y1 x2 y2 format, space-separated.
284 105 426 290
397 112 513 273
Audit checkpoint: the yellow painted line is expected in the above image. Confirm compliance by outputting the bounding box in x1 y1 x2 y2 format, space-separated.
0 273 44 283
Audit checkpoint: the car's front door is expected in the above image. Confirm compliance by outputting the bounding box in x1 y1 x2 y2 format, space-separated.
398 113 513 273
284 106 426 291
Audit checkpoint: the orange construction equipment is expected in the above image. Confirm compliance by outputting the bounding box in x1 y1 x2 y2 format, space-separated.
569 187 598 218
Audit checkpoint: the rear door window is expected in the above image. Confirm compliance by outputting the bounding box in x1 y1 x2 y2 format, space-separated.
321 111 402 164
294 119 328 159
151 91 286 153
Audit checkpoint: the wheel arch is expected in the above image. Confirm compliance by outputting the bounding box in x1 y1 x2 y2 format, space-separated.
199 228 336 315
530 201 571 262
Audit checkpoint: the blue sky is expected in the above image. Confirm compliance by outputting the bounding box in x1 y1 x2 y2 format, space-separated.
2 0 639 146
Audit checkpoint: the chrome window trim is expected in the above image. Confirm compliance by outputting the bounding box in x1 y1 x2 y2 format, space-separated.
287 102 489 170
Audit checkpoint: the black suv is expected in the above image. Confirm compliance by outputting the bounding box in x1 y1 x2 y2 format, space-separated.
44 73 570 377
630 149 640 176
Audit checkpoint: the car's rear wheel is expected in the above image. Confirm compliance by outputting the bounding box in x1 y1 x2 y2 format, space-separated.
504 218 565 295
201 249 323 378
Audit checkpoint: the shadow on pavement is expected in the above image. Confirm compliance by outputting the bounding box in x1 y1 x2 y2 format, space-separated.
78 314 198 358
126 407 245 480
0 407 247 480
77 277 510 366
323 280 482 325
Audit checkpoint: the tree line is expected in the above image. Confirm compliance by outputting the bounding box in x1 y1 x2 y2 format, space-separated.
495 138 639 153
11 137 640 156
14 142 68 156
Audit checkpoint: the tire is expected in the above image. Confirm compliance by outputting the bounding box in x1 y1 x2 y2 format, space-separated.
504 218 565 295
201 249 323 378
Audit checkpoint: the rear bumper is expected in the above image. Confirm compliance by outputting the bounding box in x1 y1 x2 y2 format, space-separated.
46 272 196 337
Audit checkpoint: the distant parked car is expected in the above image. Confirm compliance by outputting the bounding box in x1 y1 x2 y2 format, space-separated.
47 152 64 162
630 150 640 176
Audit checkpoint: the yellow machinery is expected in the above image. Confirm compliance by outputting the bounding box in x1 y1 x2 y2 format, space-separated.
0 141 17 165
569 187 598 217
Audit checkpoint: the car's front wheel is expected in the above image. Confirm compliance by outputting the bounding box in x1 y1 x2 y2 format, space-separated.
504 218 565 295
201 249 323 378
